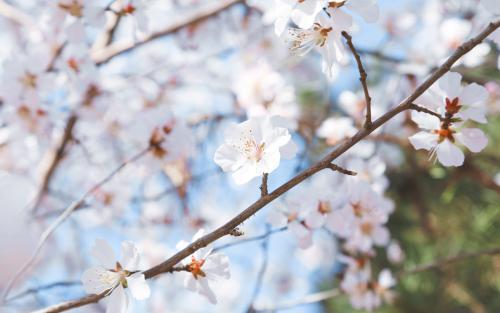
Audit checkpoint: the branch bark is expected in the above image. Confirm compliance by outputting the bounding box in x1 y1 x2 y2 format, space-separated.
2 147 152 303
29 115 78 214
92 0 243 65
342 31 373 129
30 18 500 313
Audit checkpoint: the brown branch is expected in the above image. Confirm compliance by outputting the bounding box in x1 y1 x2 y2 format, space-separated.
6 281 81 303
260 173 268 197
342 31 373 129
29 115 78 214
327 163 357 176
2 147 152 303
0 0 36 29
92 0 243 65
400 246 500 276
409 103 445 121
31 18 500 313
255 246 500 311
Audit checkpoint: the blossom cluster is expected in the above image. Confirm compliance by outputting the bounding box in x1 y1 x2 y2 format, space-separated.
0 0 498 313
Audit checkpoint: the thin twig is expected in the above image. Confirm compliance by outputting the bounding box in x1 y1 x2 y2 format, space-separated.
6 281 81 303
342 31 373 129
260 173 269 197
246 226 271 313
400 246 500 276
257 245 500 311
29 115 78 214
213 227 287 253
327 163 357 176
30 18 500 313
0 0 36 29
409 103 445 121
92 0 243 64
2 147 152 303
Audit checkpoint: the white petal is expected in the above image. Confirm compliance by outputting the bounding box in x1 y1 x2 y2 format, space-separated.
291 1 322 29
457 107 487 124
91 239 116 269
106 285 129 313
204 254 231 279
455 128 488 153
459 83 488 106
438 72 462 99
81 267 119 295
289 221 309 240
126 273 150 300
372 225 390 246
436 140 464 167
232 162 259 184
213 144 246 172
185 275 197 292
411 111 441 130
198 278 218 304
120 241 140 271
408 131 438 151
378 269 396 288
259 150 281 174
305 210 325 229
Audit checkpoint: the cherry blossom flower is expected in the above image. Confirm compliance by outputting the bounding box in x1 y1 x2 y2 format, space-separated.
268 201 314 249
274 0 330 36
176 230 231 304
116 0 150 33
340 259 395 311
387 241 404 264
214 115 297 184
52 0 107 41
285 10 352 77
409 112 488 167
81 239 151 313
316 116 357 145
232 61 298 122
0 47 54 109
409 72 489 167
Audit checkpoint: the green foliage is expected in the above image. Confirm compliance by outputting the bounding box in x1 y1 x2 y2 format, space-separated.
323 118 500 312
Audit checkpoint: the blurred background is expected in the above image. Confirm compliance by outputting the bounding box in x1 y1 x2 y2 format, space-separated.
0 0 498 312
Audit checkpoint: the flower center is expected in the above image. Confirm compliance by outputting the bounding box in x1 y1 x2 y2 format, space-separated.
188 256 206 279
445 97 461 115
67 57 80 72
121 4 136 15
20 72 37 89
313 23 333 47
58 1 83 17
360 222 374 235
318 201 331 214
243 139 266 162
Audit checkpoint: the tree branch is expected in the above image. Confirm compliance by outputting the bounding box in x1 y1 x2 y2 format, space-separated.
260 173 269 197
30 18 500 313
342 31 373 129
29 115 78 214
409 103 445 121
256 246 500 311
327 163 357 176
2 147 152 303
92 0 243 65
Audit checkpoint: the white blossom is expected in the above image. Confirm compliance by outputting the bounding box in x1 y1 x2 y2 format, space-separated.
177 230 231 304
81 239 151 313
214 116 297 184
